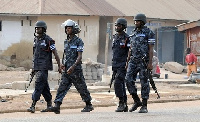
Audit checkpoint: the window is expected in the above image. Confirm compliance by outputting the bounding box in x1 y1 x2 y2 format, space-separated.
21 20 23 26
0 21 2 31
30 20 32 26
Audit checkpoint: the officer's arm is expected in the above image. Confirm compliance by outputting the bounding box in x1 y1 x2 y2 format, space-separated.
125 46 132 69
148 44 154 69
52 49 61 69
73 52 82 67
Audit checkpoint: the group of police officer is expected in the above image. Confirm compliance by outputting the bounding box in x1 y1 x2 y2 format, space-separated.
28 19 93 114
112 13 155 113
27 13 155 114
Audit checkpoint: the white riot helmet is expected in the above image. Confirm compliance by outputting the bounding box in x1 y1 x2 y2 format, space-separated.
61 19 81 34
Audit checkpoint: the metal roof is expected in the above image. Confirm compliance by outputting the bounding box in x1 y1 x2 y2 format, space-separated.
0 0 124 16
41 0 90 15
0 0 39 15
176 20 200 31
105 0 200 21
79 0 124 16
0 0 199 21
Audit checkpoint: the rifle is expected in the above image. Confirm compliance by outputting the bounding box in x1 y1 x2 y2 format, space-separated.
142 56 160 99
25 71 35 92
108 71 117 93
147 69 160 99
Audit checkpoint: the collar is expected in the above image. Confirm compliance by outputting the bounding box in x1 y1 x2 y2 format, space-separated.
134 26 147 32
36 34 46 40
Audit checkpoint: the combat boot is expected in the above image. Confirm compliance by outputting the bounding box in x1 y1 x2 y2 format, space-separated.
115 101 128 112
138 99 148 113
27 101 36 113
51 102 61 114
81 101 94 112
129 94 142 112
40 100 52 112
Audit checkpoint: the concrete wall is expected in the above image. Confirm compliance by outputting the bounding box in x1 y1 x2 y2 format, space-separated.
0 15 99 62
37 16 99 62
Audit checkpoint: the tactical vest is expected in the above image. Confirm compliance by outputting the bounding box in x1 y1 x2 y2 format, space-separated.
129 26 155 61
33 34 53 70
63 35 83 70
112 32 130 68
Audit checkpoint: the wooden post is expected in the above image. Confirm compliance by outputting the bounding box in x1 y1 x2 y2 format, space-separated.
101 23 112 83
104 31 109 75
104 23 111 75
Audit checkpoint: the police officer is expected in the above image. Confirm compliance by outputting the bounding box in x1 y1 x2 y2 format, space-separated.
125 14 155 113
50 19 93 114
27 21 61 113
112 18 130 112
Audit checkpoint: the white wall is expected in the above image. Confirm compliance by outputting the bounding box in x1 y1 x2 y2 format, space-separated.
0 16 36 52
0 15 99 62
0 20 21 51
38 16 99 62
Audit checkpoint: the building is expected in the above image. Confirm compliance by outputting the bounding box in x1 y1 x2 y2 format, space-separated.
0 0 200 67
176 20 200 66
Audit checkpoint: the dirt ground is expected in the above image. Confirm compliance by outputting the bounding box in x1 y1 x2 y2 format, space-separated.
0 71 30 85
1 69 200 113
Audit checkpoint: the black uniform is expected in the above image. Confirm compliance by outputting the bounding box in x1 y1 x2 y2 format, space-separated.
112 31 130 102
32 34 55 102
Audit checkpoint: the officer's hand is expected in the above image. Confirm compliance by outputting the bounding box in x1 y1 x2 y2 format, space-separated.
67 66 75 74
60 64 65 70
58 66 62 74
147 63 153 70
30 69 35 77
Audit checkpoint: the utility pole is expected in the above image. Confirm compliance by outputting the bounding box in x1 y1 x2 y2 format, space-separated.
102 23 112 83
104 23 112 75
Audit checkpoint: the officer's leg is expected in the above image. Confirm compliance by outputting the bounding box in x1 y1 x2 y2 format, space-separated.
73 71 93 112
138 67 150 113
51 73 72 114
40 70 53 112
125 62 142 112
114 69 128 112
27 71 44 113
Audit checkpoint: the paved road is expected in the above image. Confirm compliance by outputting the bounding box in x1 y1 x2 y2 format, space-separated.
1 100 200 122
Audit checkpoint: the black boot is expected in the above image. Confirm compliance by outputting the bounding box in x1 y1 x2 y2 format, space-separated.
81 101 94 112
138 99 148 113
27 101 36 113
41 100 52 112
115 100 128 112
51 102 61 114
129 94 142 112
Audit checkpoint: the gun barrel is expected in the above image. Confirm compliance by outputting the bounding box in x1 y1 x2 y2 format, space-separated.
108 71 116 93
25 73 35 92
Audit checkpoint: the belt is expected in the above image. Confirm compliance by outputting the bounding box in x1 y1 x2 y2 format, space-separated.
130 57 142 62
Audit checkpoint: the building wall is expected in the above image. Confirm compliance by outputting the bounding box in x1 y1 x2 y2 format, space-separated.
0 15 99 62
38 16 99 62
0 16 36 54
187 26 200 66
